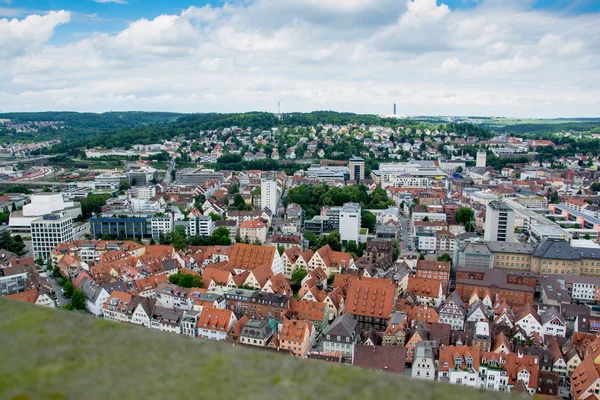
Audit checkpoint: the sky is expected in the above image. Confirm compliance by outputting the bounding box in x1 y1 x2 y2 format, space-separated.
1 0 599 117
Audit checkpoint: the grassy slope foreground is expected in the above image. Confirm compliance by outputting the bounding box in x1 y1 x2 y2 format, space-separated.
0 299 517 400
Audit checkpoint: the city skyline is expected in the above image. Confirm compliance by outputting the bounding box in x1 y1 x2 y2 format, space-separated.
1 0 599 117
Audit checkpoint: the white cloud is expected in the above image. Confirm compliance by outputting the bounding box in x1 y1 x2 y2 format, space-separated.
0 10 71 58
94 0 127 4
400 0 450 28
0 2 599 117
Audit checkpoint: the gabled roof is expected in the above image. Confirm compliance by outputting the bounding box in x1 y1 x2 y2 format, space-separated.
279 319 312 344
440 291 466 315
491 332 512 353
324 314 359 340
515 303 541 324
198 307 235 333
540 307 565 326
438 346 481 372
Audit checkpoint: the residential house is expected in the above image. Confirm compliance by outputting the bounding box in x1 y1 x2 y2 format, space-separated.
412 341 437 380
438 346 481 388
322 314 361 360
197 307 237 341
438 291 467 331
279 319 313 358
345 277 396 330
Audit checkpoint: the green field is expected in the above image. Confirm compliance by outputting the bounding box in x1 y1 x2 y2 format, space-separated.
0 299 518 400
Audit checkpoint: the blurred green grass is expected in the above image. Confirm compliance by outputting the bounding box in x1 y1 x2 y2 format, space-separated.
0 299 520 400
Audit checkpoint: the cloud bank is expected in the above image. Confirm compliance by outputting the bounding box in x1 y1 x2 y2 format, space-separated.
0 0 599 117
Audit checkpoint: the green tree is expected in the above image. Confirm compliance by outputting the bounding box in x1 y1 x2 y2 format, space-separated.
361 210 377 231
52 266 63 279
346 240 358 255
277 245 285 256
80 194 111 219
63 281 75 298
119 181 131 191
169 273 203 288
437 253 452 262
291 266 308 285
391 239 400 260
590 182 600 192
212 227 232 246
326 231 342 251
419 252 425 260
455 207 475 232
70 289 86 311
0 231 26 255
171 225 188 251
584 233 592 240
149 238 156 245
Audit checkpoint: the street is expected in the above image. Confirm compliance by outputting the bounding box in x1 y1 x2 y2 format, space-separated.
46 273 70 308
73 221 91 240
398 214 413 255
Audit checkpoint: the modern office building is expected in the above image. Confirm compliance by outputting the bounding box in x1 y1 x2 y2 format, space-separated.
306 166 349 185
261 177 278 215
9 193 81 234
340 203 361 244
349 157 365 183
31 214 74 261
188 215 214 237
175 168 223 186
373 161 446 189
126 166 158 186
484 201 516 243
90 215 152 238
95 173 126 189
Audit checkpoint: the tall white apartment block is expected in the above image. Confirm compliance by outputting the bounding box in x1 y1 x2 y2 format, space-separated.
31 214 74 261
339 203 361 244
188 215 215 237
484 201 516 242
261 178 278 216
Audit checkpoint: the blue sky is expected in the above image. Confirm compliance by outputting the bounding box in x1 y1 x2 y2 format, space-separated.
1 0 599 116
6 0 600 44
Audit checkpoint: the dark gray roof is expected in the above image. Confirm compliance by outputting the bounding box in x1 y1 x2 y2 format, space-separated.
532 239 581 260
101 281 129 294
240 319 275 340
152 306 183 325
540 307 565 326
80 278 106 303
574 247 600 260
162 259 178 272
324 314 360 343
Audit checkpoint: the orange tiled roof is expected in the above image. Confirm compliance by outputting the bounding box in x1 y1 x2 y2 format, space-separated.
227 243 276 271
198 307 234 333
280 319 312 344
346 277 395 319
5 289 40 304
